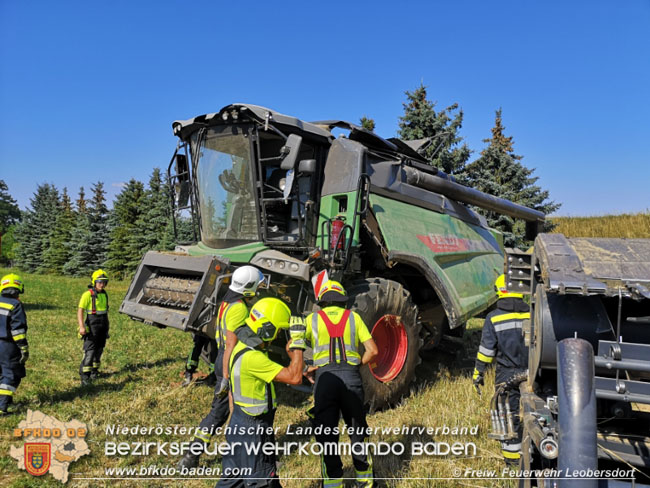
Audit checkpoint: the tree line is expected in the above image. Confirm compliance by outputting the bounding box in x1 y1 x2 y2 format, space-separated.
0 169 193 279
0 84 559 275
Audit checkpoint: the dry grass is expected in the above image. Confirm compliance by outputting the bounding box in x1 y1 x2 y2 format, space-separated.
0 269 518 487
550 211 650 238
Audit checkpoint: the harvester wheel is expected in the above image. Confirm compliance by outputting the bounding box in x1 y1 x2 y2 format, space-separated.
348 278 421 411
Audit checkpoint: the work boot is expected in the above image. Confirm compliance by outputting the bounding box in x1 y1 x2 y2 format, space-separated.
177 451 200 470
204 372 217 387
90 370 99 380
181 371 193 387
80 375 92 387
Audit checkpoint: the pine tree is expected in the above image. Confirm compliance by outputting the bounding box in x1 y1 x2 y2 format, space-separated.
106 179 145 279
138 168 171 253
76 186 88 215
0 180 21 263
398 83 471 175
359 116 376 131
464 109 561 248
14 184 60 271
42 188 75 273
87 182 110 270
63 211 94 276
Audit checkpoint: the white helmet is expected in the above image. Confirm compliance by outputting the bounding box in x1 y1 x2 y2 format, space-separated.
230 266 265 297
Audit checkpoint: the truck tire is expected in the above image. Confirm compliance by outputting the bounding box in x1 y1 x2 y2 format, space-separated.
348 278 421 411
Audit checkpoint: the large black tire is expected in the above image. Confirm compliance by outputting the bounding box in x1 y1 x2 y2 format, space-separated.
348 278 421 411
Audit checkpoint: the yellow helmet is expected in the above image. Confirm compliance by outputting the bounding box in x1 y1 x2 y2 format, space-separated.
245 297 291 342
0 273 24 294
317 280 347 303
92 269 109 286
495 274 523 299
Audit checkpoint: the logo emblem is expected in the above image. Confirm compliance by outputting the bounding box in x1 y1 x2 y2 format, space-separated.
25 443 51 476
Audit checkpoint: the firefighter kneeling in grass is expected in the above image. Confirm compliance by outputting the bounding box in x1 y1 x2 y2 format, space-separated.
0 274 29 415
473 274 529 466
303 280 379 488
216 297 304 488
78 269 110 386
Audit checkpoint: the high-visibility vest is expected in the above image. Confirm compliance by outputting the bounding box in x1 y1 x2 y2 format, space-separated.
216 300 245 349
229 343 275 416
310 308 361 367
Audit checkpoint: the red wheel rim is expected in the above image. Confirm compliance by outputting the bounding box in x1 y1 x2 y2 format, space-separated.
369 314 408 382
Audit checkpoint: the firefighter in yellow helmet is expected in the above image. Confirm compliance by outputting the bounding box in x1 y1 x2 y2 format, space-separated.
303 280 378 488
216 297 304 488
473 274 529 466
0 274 28 415
178 265 265 470
78 269 110 386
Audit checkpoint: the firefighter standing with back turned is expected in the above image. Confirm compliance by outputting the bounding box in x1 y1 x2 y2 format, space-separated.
302 280 379 488
78 269 110 386
0 274 28 415
178 265 265 469
473 274 529 466
216 296 304 488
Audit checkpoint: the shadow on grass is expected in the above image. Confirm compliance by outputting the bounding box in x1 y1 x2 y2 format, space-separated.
23 302 59 311
114 357 177 374
35 377 131 405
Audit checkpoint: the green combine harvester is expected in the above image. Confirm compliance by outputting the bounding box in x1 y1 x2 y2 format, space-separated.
120 103 544 409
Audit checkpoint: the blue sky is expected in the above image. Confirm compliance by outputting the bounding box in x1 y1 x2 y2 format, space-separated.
1 0 649 216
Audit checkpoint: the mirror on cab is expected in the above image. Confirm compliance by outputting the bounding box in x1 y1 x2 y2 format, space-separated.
280 134 303 170
298 159 316 174
174 153 191 208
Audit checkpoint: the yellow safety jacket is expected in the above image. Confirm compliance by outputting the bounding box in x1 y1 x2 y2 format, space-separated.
306 306 371 367
216 300 247 349
229 341 283 416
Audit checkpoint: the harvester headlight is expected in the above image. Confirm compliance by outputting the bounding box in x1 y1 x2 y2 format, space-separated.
279 178 286 191
231 110 239 120
266 259 274 267
277 261 286 270
222 112 229 121
290 263 299 272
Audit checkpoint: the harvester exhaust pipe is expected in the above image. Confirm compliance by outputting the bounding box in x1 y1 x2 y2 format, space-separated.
557 338 598 488
402 166 545 223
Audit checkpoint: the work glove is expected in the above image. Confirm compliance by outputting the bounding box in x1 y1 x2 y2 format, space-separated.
19 345 29 365
289 316 306 351
472 368 484 395
216 378 230 399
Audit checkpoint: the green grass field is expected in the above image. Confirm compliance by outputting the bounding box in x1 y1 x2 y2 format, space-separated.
0 269 513 487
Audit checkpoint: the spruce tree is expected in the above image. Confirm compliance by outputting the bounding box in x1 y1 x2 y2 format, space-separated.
398 83 471 175
138 168 170 252
76 186 88 214
359 116 376 131
87 182 110 270
63 211 94 276
106 179 145 279
464 109 560 248
14 183 60 271
0 180 21 263
43 188 75 273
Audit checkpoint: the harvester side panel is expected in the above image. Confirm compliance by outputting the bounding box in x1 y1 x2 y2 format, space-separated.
369 193 504 327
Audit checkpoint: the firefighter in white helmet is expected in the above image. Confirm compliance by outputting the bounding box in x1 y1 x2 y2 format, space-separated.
178 265 265 469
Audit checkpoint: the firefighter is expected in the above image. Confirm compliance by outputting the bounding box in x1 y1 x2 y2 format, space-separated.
78 269 110 386
303 280 379 488
182 334 218 387
178 265 264 469
473 273 530 466
216 296 303 487
0 274 28 415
